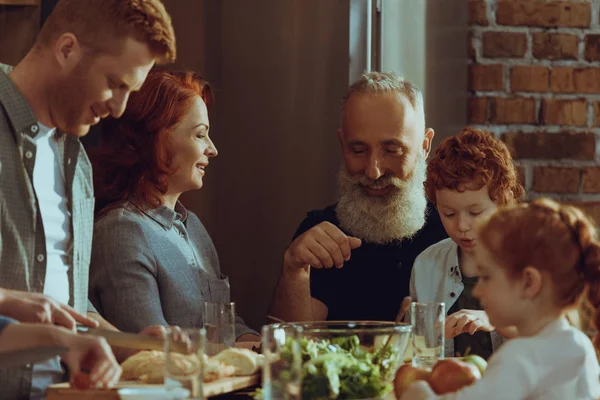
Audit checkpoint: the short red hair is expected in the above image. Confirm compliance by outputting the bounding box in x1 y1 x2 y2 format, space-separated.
37 0 176 64
91 69 213 213
425 127 524 206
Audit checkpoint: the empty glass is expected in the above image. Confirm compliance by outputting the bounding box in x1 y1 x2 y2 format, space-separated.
203 301 236 356
261 323 303 400
411 302 445 368
164 327 204 400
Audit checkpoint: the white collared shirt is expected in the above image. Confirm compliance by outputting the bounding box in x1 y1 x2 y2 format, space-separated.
401 318 600 400
410 238 503 356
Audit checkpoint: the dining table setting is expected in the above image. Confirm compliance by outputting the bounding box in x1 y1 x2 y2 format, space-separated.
38 297 489 400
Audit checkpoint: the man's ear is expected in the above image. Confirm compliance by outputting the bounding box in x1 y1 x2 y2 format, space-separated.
423 128 435 157
54 33 82 71
521 266 543 299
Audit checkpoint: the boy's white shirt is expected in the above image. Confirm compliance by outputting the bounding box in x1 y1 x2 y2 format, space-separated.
400 318 600 400
410 238 504 356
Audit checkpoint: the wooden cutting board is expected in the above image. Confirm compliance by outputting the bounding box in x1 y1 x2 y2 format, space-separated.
46 374 260 399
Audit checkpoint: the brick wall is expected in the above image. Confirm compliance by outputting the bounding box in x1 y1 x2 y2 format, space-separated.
468 0 600 222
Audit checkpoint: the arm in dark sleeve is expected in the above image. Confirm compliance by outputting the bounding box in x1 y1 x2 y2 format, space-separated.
89 218 168 333
235 315 259 339
0 316 15 333
293 209 336 310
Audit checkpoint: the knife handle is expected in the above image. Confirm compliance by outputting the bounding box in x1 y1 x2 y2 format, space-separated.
78 327 189 354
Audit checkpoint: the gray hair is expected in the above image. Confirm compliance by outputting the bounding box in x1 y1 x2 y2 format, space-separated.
341 71 425 127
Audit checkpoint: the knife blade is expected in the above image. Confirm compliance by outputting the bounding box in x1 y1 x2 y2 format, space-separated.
0 346 68 369
77 327 188 354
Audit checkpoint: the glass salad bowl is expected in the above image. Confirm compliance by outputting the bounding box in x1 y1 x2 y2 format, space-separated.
291 321 412 400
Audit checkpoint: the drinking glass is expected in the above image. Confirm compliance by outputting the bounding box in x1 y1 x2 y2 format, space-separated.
164 327 204 400
261 323 303 400
203 301 236 356
411 302 445 368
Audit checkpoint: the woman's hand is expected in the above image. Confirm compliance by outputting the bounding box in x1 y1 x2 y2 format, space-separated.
235 333 261 351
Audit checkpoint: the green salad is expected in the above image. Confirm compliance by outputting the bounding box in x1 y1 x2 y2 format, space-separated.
258 335 396 400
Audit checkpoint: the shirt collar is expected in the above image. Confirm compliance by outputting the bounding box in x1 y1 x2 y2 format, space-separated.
447 240 463 280
0 67 40 141
130 199 189 229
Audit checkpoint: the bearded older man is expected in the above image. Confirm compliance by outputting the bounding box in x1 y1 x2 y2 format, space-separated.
269 72 447 322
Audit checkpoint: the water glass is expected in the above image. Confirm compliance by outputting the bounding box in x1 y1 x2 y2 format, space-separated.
411 302 445 368
261 323 303 400
164 327 205 400
203 301 236 356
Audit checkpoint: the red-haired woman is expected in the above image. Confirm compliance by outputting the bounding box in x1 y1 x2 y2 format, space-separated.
88 69 259 346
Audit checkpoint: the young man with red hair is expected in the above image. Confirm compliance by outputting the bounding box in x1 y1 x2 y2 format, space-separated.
0 0 176 397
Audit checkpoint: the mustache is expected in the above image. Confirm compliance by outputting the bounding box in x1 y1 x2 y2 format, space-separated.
340 172 405 190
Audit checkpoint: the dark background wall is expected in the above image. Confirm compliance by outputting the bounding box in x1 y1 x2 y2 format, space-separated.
1 1 469 331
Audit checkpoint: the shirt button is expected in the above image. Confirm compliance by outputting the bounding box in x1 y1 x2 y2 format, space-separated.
30 124 38 133
37 254 45 262
450 292 456 298
25 151 33 159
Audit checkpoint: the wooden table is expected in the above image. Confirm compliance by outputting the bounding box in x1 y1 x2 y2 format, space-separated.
47 375 260 399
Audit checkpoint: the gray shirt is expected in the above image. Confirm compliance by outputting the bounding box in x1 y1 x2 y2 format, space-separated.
0 64 95 399
89 200 257 338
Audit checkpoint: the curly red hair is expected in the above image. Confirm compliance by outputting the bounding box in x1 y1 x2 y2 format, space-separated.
425 127 524 206
91 69 213 214
479 198 600 351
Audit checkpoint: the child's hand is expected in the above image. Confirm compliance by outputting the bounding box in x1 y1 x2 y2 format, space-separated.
399 380 436 400
445 309 494 339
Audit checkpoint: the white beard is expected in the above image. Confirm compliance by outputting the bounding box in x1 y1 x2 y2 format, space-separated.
335 155 428 244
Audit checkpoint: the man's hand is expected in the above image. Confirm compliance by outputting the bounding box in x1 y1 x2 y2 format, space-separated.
284 221 361 271
445 309 494 339
0 289 98 331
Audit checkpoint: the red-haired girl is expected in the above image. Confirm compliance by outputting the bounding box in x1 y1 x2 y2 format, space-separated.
404 198 600 399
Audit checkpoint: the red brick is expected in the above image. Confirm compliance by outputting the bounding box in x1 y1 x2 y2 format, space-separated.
497 0 591 28
550 67 575 93
511 66 548 92
551 67 600 94
585 34 600 61
490 97 536 124
582 168 600 193
532 32 578 60
533 166 580 193
468 31 476 60
468 0 488 26
567 202 600 225
574 68 600 93
469 64 504 91
468 97 488 124
541 99 588 126
482 32 527 58
502 132 596 160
